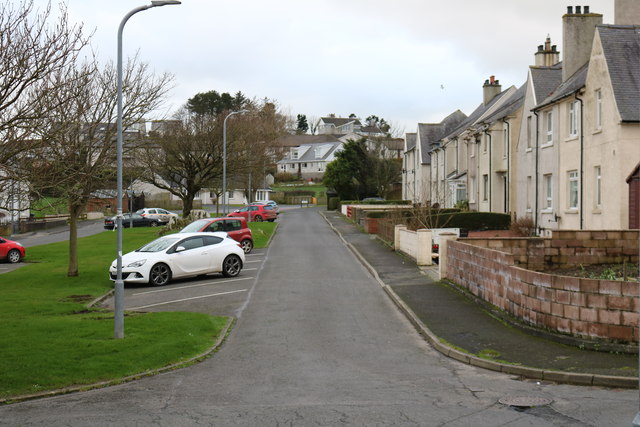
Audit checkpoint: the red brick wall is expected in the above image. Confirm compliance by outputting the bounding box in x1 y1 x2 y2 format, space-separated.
446 230 640 344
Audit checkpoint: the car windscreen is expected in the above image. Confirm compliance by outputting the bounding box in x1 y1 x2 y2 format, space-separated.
180 219 210 233
137 236 181 252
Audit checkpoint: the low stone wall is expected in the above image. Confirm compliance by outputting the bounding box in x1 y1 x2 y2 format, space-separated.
444 230 640 344
394 225 432 266
464 230 638 271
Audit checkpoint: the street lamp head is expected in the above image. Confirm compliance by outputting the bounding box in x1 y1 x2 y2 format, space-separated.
151 1 181 6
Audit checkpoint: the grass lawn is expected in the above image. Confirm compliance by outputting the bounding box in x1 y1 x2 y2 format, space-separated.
248 221 278 248
0 228 229 400
271 184 327 198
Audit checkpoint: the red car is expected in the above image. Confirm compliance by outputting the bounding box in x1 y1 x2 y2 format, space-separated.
0 237 25 263
180 217 254 253
227 204 277 222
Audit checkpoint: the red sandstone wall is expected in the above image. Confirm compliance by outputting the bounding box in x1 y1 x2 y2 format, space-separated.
446 231 640 344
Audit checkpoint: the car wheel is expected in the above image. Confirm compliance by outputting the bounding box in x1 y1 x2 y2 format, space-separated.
222 254 242 277
268 219 275 222
149 263 171 286
240 239 253 254
7 249 21 263
254 215 263 222
150 221 159 227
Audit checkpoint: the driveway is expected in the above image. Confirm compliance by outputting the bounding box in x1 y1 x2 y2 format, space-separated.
0 208 636 426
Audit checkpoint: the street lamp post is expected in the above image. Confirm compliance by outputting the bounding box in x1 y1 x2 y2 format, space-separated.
222 110 248 215
115 0 180 339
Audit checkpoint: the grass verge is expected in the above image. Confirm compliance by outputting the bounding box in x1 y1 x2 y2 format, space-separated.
249 221 278 248
0 227 228 400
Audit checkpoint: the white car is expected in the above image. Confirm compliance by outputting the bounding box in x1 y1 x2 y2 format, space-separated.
136 208 178 223
109 232 244 286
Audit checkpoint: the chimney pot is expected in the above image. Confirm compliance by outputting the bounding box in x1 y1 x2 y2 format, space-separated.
490 75 495 84
538 45 544 51
552 45 557 51
576 6 582 13
568 6 573 13
584 6 589 13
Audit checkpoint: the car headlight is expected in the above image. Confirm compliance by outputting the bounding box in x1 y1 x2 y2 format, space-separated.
127 259 147 268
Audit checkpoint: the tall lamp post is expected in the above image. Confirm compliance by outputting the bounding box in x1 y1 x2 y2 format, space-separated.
222 110 248 215
115 0 180 339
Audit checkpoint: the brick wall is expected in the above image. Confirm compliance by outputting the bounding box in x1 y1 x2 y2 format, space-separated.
446 230 639 344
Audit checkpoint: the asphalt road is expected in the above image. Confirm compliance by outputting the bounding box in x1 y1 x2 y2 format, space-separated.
0 207 637 426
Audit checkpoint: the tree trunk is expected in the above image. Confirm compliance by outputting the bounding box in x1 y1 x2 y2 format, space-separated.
182 196 193 219
67 204 80 277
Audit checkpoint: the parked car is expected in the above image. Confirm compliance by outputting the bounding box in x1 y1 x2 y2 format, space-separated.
253 200 280 214
136 208 178 223
104 213 167 229
180 217 254 253
227 204 277 222
0 237 25 263
109 232 245 286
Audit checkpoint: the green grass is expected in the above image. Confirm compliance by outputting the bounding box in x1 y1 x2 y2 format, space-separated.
249 222 278 248
0 228 228 399
272 184 327 198
31 197 68 217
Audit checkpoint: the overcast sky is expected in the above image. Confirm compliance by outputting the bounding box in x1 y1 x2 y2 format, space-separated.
34 0 616 134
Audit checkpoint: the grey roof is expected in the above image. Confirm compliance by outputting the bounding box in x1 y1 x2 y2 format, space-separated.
277 141 343 165
320 117 362 127
405 133 417 151
418 110 467 164
537 63 589 108
599 25 640 122
481 83 526 123
276 134 342 147
441 88 514 141
530 63 563 104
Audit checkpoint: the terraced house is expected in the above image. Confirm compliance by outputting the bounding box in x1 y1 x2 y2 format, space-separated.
403 1 640 233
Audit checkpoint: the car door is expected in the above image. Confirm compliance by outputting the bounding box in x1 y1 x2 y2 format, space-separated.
223 219 242 241
0 239 7 258
169 236 214 276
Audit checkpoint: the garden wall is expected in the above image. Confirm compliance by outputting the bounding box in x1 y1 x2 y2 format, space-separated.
445 230 640 344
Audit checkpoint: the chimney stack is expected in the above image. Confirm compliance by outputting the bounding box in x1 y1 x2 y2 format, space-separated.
562 5 602 81
483 76 501 105
535 36 560 66
615 0 640 25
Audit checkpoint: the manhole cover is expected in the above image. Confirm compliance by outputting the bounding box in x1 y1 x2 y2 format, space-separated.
499 396 552 408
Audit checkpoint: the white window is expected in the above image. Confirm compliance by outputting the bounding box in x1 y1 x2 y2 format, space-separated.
594 166 601 207
595 89 602 130
568 170 579 209
526 116 532 149
482 174 488 201
545 111 553 144
569 101 579 137
544 174 553 209
292 150 299 160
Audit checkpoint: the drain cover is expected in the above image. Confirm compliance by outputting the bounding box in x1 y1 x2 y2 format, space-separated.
499 396 552 408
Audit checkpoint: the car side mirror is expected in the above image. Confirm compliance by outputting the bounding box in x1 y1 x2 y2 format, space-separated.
234 209 240 213
175 246 186 252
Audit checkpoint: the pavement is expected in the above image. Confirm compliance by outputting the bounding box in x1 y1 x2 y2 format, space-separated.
320 210 639 389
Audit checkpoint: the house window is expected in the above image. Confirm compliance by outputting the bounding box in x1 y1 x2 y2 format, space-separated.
292 150 299 160
594 166 601 207
545 111 553 144
526 116 532 149
482 174 488 201
595 89 602 130
569 101 579 137
456 184 467 203
544 174 553 210
568 170 579 209
526 176 532 210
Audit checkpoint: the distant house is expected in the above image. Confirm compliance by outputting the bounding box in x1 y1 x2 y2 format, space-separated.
318 116 385 137
276 134 345 180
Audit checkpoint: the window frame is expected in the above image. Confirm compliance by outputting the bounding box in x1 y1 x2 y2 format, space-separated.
568 170 579 209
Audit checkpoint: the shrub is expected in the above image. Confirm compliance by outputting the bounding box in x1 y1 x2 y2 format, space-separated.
274 172 298 183
367 211 388 219
510 215 536 236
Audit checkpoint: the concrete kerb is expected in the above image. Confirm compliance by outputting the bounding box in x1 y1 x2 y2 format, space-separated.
0 316 235 406
319 211 638 389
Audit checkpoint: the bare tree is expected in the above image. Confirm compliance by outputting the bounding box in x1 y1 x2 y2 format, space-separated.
26 55 173 276
141 99 289 216
0 1 89 196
